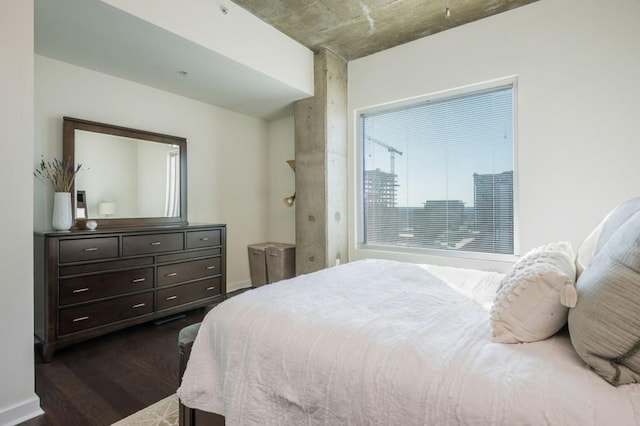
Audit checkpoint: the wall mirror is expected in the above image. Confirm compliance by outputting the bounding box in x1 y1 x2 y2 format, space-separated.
63 117 187 228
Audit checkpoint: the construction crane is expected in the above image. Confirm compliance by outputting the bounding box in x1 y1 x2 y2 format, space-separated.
366 136 403 175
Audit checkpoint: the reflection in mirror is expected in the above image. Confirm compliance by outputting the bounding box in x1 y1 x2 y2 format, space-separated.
63 117 187 228
76 190 87 218
75 131 181 219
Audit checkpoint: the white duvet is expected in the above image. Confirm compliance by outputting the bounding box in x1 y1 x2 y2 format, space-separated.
178 259 640 425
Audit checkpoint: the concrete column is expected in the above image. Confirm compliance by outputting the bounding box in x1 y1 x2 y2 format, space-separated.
294 48 348 274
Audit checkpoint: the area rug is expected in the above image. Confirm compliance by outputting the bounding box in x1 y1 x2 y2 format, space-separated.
112 393 178 426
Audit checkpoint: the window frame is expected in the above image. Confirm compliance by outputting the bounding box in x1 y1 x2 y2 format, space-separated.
355 77 520 262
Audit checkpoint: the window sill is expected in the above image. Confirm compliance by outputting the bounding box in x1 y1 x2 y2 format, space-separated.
352 243 518 273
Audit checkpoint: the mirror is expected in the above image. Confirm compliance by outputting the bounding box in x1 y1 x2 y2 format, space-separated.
63 117 187 228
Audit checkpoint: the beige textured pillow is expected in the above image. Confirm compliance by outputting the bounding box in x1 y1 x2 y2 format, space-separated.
568 210 640 386
491 242 576 344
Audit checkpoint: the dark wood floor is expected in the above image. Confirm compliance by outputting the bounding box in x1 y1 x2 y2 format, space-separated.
20 308 208 426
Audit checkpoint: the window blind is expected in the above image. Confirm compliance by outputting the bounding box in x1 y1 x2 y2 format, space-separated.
361 85 514 255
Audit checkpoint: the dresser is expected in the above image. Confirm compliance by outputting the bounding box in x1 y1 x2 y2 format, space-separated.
34 224 226 361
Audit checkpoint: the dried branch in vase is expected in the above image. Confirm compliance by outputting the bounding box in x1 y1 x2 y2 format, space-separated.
34 157 83 193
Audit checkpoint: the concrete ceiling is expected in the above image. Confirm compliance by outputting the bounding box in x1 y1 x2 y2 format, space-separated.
231 0 539 60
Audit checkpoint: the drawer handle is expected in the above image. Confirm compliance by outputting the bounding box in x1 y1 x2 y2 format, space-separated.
252 251 262 255
83 247 99 252
165 272 178 277
206 265 216 270
269 253 278 257
132 303 146 308
73 316 89 322
166 295 178 301
150 242 162 246
206 286 216 291
200 237 209 241
131 278 146 283
72 288 89 293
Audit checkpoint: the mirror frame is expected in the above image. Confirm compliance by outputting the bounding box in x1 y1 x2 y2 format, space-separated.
63 116 188 228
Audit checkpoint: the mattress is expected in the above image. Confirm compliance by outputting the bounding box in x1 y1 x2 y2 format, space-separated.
178 259 640 425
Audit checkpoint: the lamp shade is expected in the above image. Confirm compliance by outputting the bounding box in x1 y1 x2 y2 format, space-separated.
98 202 117 216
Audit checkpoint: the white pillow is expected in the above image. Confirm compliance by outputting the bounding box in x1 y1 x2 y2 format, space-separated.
490 242 576 344
576 197 640 276
575 220 606 277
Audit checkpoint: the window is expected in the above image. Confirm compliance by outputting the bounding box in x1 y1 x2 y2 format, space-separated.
360 82 515 256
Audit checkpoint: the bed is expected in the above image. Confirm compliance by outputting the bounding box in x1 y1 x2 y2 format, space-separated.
177 255 640 425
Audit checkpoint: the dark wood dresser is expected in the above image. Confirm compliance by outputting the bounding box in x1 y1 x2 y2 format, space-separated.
34 224 226 361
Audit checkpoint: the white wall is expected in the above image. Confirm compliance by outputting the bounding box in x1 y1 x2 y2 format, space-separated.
348 0 640 272
267 116 296 244
35 54 271 290
0 2 43 425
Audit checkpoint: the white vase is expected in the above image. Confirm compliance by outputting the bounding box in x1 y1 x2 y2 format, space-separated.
52 192 73 231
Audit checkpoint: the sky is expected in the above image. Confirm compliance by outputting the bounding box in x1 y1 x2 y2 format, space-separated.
363 87 514 207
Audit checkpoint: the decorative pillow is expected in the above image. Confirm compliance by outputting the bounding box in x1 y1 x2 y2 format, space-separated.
490 242 576 344
576 197 640 276
568 210 640 386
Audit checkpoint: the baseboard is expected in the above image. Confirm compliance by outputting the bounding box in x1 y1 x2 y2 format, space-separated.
227 280 252 293
0 394 43 426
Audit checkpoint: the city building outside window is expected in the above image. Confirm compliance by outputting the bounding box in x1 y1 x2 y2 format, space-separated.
359 81 516 257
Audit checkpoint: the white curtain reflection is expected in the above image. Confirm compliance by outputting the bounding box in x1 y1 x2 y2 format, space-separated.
165 150 180 217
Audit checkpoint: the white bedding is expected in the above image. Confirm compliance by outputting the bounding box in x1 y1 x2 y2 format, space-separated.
178 259 640 425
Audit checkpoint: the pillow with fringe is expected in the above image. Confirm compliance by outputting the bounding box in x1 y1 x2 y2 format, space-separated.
491 242 576 344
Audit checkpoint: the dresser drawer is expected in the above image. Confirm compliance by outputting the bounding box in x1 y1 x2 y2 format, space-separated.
58 292 154 335
59 267 154 306
59 257 153 277
157 277 221 311
157 257 221 287
122 233 184 256
186 229 221 249
59 237 119 263
157 248 221 264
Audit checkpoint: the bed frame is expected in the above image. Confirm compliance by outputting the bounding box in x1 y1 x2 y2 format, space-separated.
178 323 225 426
